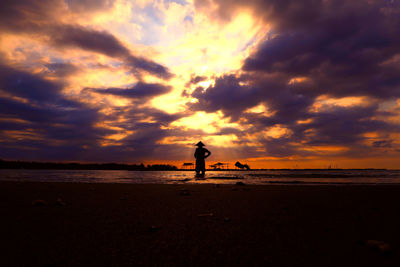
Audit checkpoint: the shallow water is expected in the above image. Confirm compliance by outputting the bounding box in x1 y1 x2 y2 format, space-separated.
1 169 400 185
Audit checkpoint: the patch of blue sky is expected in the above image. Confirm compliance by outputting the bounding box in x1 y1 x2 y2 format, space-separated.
143 4 164 25
129 4 165 46
238 34 258 53
164 0 188 6
49 57 67 64
108 60 124 68
183 15 193 23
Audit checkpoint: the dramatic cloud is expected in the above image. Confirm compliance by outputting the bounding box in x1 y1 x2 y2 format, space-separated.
0 63 183 162
189 0 400 164
49 25 172 79
65 0 116 13
0 64 110 160
90 82 172 99
0 0 172 79
45 62 80 77
0 0 399 167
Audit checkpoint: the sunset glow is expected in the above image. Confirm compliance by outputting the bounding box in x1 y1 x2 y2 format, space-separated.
0 0 399 168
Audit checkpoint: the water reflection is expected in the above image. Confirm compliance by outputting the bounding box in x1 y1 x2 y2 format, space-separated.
1 169 400 185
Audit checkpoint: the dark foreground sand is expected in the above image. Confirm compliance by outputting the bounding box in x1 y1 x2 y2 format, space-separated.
1 181 400 266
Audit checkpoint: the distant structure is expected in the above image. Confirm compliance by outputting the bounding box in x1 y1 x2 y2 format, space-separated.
327 163 339 169
235 161 250 170
210 162 229 170
181 162 194 170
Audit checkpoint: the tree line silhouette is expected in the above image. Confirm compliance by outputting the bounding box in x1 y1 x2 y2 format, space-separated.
0 159 177 171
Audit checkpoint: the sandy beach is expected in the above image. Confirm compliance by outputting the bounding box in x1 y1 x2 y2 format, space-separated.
1 181 400 266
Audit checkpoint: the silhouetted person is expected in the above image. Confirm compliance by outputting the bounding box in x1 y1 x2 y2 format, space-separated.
194 141 211 176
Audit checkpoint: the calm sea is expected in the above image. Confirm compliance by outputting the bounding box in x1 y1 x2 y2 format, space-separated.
1 169 400 185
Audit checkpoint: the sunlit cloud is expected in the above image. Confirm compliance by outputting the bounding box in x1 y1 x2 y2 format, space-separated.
0 0 400 168
310 95 372 112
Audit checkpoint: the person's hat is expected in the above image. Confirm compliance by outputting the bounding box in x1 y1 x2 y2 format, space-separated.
195 141 205 147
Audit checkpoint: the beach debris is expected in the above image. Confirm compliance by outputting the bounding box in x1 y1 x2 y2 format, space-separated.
197 213 214 217
180 189 191 196
365 240 392 253
148 225 161 233
55 198 66 207
355 215 363 221
32 199 47 207
208 176 244 180
235 182 245 186
224 217 232 223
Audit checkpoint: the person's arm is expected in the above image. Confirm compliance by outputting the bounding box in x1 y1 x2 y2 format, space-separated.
204 149 211 158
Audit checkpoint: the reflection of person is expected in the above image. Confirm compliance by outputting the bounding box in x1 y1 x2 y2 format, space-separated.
194 141 211 176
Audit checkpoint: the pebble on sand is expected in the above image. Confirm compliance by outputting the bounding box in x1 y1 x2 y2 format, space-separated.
180 189 191 196
224 217 232 223
149 226 161 233
56 198 66 206
197 213 214 217
366 240 392 253
32 199 47 207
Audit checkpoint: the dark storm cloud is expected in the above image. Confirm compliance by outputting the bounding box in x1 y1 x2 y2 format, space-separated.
0 1 190 162
50 25 130 58
0 65 99 128
111 106 185 130
0 0 173 79
195 0 398 31
49 25 173 79
190 0 400 157
45 62 80 77
196 0 400 98
90 82 172 99
300 105 394 146
373 140 392 148
183 75 208 94
243 20 400 98
65 0 116 12
125 55 172 79
240 104 400 158
189 73 314 124
0 64 77 108
0 0 115 31
73 105 191 161
185 75 207 87
0 63 183 162
189 75 262 120
0 0 63 32
0 0 116 32
0 64 118 161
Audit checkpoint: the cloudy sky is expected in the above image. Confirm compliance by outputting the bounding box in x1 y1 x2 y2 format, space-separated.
0 0 399 168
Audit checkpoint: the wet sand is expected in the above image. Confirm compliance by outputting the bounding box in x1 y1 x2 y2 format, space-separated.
1 181 400 266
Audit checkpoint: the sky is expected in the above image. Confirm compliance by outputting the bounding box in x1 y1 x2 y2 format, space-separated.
0 0 399 169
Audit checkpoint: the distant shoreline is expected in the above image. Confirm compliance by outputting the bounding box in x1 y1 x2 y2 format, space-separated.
0 159 177 171
0 159 392 171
